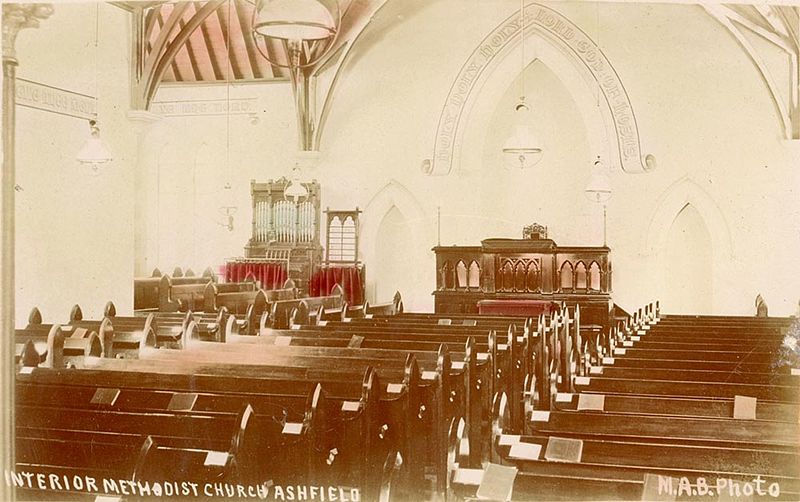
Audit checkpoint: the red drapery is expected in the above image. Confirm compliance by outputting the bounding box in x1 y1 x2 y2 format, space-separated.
309 265 364 305
224 262 288 290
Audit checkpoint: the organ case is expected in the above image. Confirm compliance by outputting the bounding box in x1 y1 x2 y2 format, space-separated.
246 177 323 296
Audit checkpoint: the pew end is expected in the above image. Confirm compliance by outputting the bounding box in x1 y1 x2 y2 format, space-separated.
69 304 83 323
203 282 219 313
19 339 44 368
489 392 510 464
44 325 65 369
28 307 43 326
202 266 217 281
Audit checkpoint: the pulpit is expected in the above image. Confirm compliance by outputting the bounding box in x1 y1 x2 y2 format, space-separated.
433 226 613 329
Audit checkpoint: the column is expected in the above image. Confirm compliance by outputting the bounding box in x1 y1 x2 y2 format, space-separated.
2 4 53 498
127 110 161 277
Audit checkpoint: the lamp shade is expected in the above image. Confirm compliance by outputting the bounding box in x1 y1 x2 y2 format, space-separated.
77 120 112 166
254 0 336 41
585 157 612 204
285 166 309 202
502 101 543 169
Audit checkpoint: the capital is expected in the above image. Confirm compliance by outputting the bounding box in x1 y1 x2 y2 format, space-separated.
126 109 162 135
2 3 53 61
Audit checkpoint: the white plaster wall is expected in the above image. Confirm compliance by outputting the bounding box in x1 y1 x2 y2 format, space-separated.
318 0 800 315
13 2 135 326
15 0 799 321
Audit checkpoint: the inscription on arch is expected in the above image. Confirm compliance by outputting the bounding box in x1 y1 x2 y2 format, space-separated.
427 3 653 175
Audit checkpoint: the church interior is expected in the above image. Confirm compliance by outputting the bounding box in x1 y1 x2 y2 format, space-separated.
2 0 800 500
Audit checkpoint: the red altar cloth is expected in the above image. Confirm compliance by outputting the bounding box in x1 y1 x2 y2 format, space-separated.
224 262 288 290
477 299 557 316
309 265 364 305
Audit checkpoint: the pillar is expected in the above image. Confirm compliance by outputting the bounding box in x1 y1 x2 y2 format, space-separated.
127 109 161 277
2 4 53 498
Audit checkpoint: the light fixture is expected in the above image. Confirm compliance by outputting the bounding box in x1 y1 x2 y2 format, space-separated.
218 0 237 231
77 3 112 172
585 156 612 203
585 156 613 246
253 0 336 42
502 99 543 169
77 119 113 171
251 0 339 69
251 0 340 152
219 185 237 232
285 165 309 203
502 0 543 169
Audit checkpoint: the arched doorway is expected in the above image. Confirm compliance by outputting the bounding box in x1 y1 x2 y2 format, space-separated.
663 204 713 314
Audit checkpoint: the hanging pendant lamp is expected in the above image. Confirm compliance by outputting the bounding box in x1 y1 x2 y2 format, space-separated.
502 0 543 169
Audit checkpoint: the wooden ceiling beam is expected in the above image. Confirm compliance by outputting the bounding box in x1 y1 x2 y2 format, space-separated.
775 7 799 51
199 14 225 80
178 16 204 81
215 1 245 80
142 2 189 80
145 0 225 106
233 0 263 80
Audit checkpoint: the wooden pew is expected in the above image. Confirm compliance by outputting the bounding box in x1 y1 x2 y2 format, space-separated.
267 285 344 329
14 325 102 369
157 274 214 312
201 279 257 312
61 306 156 359
125 338 457 494
363 291 404 317
17 360 413 500
134 267 216 311
467 393 800 501
203 280 296 336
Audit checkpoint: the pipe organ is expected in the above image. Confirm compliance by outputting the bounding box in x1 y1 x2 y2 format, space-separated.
245 177 323 296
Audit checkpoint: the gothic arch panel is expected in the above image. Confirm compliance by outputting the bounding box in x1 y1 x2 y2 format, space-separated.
644 177 733 259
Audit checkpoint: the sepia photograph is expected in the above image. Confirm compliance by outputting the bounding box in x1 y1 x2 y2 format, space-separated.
1 0 799 500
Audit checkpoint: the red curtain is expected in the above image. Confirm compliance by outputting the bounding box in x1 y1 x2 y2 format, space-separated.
309 265 363 305
224 262 288 290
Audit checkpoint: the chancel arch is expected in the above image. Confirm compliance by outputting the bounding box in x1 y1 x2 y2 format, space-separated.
427 2 654 176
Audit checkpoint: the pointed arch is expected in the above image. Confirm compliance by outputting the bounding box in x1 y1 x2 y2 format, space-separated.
588 261 601 292
574 261 588 291
361 180 427 266
467 260 481 289
426 2 653 175
361 180 430 308
644 177 733 259
559 261 574 292
456 260 468 289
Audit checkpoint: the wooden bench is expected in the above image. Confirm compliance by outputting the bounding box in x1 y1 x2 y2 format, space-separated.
14 325 102 368
203 280 296 336
266 285 344 329
134 267 216 311
157 274 214 312
17 359 411 499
